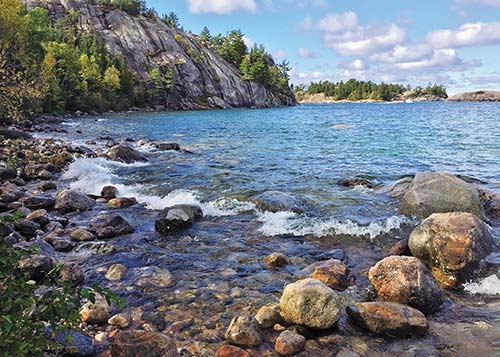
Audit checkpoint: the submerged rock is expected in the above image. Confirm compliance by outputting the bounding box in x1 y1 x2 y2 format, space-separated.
155 205 203 235
155 142 181 151
55 189 95 213
337 178 375 189
399 172 484 219
409 212 494 288
53 329 95 356
224 315 262 347
58 262 85 286
249 191 312 213
346 302 429 338
107 144 147 164
309 259 350 291
106 264 127 281
90 214 134 238
111 330 178 357
368 256 444 314
279 278 340 329
275 330 306 355
264 252 289 269
134 266 174 288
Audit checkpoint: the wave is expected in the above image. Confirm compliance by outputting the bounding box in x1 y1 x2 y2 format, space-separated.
464 275 500 295
257 211 409 240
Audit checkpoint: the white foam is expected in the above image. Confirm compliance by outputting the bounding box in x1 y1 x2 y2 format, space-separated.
257 211 408 240
464 275 500 295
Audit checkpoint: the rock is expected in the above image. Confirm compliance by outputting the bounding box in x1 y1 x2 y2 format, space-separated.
101 185 118 200
479 188 500 219
80 296 111 324
316 249 347 262
368 256 444 314
106 264 127 281
279 278 340 329
255 303 282 328
37 181 57 191
90 215 134 238
134 266 174 288
249 191 312 213
108 197 137 208
224 315 262 347
0 164 17 181
44 235 76 252
38 169 53 180
408 212 494 288
337 178 375 189
53 329 95 355
0 222 14 238
155 205 203 235
18 255 55 281
107 144 147 164
70 228 96 242
58 262 85 286
26 209 49 226
399 172 484 219
216 345 250 357
20 195 55 209
448 90 500 102
155 142 181 151
75 241 116 255
346 302 429 338
388 239 411 256
264 252 289 268
14 219 40 239
55 189 95 213
111 331 178 357
108 313 131 328
0 128 32 139
275 330 306 356
309 259 350 291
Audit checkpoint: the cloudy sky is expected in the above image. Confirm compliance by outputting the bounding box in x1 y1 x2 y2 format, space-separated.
149 0 500 93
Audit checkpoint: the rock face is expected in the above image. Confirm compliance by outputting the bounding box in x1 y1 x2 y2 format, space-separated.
409 212 494 287
107 144 147 164
55 189 95 212
24 0 295 110
368 256 444 314
346 302 429 338
155 205 203 235
399 172 484 219
279 278 340 329
111 330 178 357
224 315 262 347
448 90 500 102
249 191 312 213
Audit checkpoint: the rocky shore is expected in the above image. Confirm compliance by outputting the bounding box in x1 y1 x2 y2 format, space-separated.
1 118 500 356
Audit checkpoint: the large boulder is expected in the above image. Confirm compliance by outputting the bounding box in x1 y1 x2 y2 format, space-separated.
249 191 312 213
55 189 95 213
409 212 494 288
155 205 203 235
399 172 483 219
111 331 178 357
107 144 147 164
368 256 444 314
346 302 429 338
279 278 340 329
90 214 134 238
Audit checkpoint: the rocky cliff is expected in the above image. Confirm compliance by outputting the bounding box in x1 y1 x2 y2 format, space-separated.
24 0 296 110
448 90 500 102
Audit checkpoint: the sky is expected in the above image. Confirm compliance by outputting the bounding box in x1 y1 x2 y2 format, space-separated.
147 0 500 94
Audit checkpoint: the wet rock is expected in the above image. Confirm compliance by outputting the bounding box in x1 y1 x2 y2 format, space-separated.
368 256 444 314
409 212 494 288
90 215 134 238
37 181 57 191
0 222 14 238
108 197 137 208
275 330 306 355
249 191 312 213
101 186 118 200
216 345 250 357
111 330 178 357
75 241 116 255
55 189 95 213
279 278 340 329
155 142 181 151
80 295 111 324
70 228 96 242
11 178 25 186
346 302 429 338
376 176 413 198
44 236 76 252
58 262 85 286
155 205 203 235
106 264 127 281
399 172 484 219
14 219 40 239
20 195 55 210
108 313 131 328
38 169 53 180
337 178 375 189
107 144 147 164
388 239 411 256
479 188 500 219
18 255 55 281
264 252 289 268
0 128 32 139
134 266 174 288
0 164 17 181
309 259 350 291
316 248 347 262
255 303 282 328
53 329 95 355
26 209 49 226
224 315 262 347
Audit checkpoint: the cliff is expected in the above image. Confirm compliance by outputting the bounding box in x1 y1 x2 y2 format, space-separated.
448 91 500 102
24 0 295 110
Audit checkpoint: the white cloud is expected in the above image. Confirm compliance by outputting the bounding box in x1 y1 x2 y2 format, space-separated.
291 0 327 7
300 15 313 30
394 48 480 71
455 0 500 6
274 49 286 59
317 11 358 33
370 43 434 64
298 47 318 58
427 22 500 48
187 0 257 14
242 36 254 48
338 59 366 70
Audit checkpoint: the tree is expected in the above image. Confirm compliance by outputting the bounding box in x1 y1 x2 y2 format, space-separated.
200 26 212 42
163 12 179 27
102 65 121 92
217 30 247 67
79 53 101 94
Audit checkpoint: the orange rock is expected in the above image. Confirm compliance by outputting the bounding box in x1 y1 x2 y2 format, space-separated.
216 345 250 357
275 330 306 355
309 259 350 290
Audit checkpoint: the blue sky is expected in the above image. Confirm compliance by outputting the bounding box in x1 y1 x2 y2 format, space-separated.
147 0 500 93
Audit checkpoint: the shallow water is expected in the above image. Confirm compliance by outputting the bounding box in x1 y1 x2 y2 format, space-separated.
53 102 500 355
